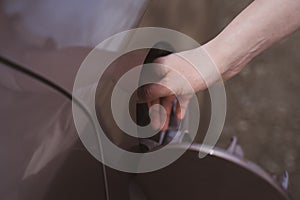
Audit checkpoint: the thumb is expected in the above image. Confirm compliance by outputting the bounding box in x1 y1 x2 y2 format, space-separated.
176 95 192 119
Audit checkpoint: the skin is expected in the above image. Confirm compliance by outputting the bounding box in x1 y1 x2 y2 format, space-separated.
2 0 300 132
137 0 300 131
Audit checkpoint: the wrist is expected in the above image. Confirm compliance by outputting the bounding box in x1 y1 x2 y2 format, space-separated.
201 38 230 75
202 36 264 78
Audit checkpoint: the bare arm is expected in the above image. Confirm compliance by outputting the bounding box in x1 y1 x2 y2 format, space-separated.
138 0 300 130
205 0 300 80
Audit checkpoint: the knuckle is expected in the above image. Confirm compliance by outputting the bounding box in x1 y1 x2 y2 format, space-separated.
154 57 167 64
138 85 153 100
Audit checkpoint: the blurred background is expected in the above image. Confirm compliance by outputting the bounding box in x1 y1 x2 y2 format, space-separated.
139 0 300 199
1 0 299 199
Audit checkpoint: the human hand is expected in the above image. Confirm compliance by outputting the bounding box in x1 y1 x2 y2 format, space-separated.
137 40 252 131
137 46 218 131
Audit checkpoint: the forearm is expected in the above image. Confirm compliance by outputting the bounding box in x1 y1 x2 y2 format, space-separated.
204 0 300 75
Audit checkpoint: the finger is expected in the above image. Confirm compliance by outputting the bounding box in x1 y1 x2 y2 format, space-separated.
137 83 172 103
176 95 192 119
148 99 161 130
161 95 176 131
